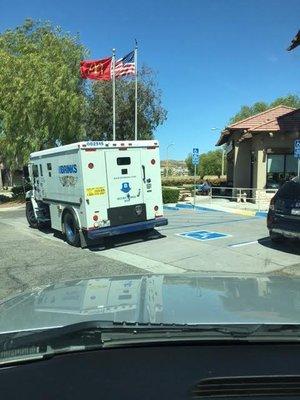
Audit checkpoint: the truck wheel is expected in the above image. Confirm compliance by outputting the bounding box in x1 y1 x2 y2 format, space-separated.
63 212 80 247
26 201 39 229
269 230 285 243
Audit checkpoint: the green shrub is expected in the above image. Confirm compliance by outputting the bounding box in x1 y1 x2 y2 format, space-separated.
162 187 180 204
11 182 32 197
0 194 10 203
161 176 226 187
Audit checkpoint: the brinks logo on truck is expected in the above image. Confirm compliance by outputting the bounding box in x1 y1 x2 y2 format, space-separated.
58 164 78 174
121 182 131 193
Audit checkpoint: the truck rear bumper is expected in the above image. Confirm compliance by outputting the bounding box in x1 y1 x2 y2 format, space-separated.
86 217 168 240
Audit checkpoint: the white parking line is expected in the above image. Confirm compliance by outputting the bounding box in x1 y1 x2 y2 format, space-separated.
229 240 258 248
94 248 186 274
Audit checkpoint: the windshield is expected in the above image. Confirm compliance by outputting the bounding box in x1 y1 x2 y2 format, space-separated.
1 0 300 355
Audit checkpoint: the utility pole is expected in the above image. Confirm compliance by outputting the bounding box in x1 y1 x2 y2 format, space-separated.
211 127 225 176
166 143 174 177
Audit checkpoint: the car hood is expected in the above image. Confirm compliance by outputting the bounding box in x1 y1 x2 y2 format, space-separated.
1 273 300 333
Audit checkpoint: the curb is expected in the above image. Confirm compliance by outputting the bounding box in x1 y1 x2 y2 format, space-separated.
255 211 268 218
164 203 268 219
0 204 25 212
174 203 219 212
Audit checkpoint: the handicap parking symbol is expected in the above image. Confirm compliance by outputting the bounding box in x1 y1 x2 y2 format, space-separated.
177 230 230 241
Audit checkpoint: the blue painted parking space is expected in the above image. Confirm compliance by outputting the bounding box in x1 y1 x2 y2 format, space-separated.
177 230 231 241
163 205 180 211
175 203 218 212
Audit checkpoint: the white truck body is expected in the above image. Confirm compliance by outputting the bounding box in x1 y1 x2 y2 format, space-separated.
26 140 167 247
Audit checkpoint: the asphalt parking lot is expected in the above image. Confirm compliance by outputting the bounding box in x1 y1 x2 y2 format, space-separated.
0 205 299 300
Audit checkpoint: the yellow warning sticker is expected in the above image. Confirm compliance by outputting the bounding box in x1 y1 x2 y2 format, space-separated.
86 186 106 196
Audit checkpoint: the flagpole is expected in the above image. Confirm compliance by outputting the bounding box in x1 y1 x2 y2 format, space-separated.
112 48 116 141
134 40 138 141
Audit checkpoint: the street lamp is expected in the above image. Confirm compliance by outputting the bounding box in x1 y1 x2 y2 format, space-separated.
211 128 225 177
166 142 174 177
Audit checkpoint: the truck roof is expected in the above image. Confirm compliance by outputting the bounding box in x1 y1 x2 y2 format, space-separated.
30 140 159 159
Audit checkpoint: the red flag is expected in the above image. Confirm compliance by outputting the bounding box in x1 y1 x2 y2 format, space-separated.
80 57 112 81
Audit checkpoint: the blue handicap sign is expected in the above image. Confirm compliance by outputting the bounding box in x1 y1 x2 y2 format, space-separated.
178 230 229 241
294 140 300 159
192 148 199 165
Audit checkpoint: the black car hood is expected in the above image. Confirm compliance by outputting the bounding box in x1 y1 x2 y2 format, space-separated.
1 274 300 333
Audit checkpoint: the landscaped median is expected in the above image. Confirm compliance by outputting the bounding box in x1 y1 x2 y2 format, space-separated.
0 199 25 211
0 185 28 211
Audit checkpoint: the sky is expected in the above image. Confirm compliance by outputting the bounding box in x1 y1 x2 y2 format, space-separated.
1 0 300 160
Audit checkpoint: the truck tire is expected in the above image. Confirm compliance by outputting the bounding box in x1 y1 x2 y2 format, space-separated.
63 211 80 247
269 230 285 243
26 201 39 229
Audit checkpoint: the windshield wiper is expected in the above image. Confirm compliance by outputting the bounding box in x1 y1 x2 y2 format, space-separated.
0 320 116 351
2 322 299 356
0 321 263 352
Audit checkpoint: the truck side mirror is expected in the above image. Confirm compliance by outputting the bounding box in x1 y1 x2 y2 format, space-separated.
23 166 29 181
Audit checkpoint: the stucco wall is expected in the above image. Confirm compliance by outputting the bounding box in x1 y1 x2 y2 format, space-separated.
233 140 251 188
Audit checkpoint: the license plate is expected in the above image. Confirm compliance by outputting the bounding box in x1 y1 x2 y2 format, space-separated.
291 208 300 216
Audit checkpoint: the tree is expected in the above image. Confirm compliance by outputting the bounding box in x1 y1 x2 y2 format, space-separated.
0 19 88 170
229 94 300 124
85 66 167 140
185 149 223 177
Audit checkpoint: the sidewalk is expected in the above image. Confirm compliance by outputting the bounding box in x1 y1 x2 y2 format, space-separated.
166 196 269 218
0 202 25 211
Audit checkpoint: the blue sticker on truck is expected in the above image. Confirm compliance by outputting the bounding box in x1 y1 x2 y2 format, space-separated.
121 182 131 193
58 164 77 174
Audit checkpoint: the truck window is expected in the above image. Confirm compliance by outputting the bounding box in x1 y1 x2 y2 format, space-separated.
32 165 39 178
39 164 43 177
117 157 131 166
47 163 52 177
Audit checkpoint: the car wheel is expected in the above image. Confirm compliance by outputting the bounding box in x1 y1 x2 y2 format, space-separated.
63 212 80 247
26 201 39 229
269 230 285 243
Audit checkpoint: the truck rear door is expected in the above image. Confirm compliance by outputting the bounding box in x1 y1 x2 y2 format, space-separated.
105 149 146 226
140 146 163 220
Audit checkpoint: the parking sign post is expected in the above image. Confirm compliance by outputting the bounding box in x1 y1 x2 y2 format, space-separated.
294 140 300 177
192 148 199 208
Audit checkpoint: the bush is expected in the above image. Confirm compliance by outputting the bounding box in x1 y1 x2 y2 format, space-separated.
0 194 10 203
161 176 227 187
162 187 180 204
11 182 32 197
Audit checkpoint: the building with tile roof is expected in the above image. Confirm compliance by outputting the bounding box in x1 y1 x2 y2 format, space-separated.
216 106 300 196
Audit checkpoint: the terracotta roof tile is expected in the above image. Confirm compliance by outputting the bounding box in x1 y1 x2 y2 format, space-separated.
277 108 300 132
228 105 295 130
250 119 280 131
216 105 297 146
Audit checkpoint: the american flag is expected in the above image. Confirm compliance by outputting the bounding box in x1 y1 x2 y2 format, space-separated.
114 51 136 78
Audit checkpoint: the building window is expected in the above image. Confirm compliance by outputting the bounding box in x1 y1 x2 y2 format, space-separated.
285 155 298 179
267 154 298 188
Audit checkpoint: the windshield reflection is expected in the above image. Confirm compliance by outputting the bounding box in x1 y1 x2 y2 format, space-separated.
1 274 300 333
